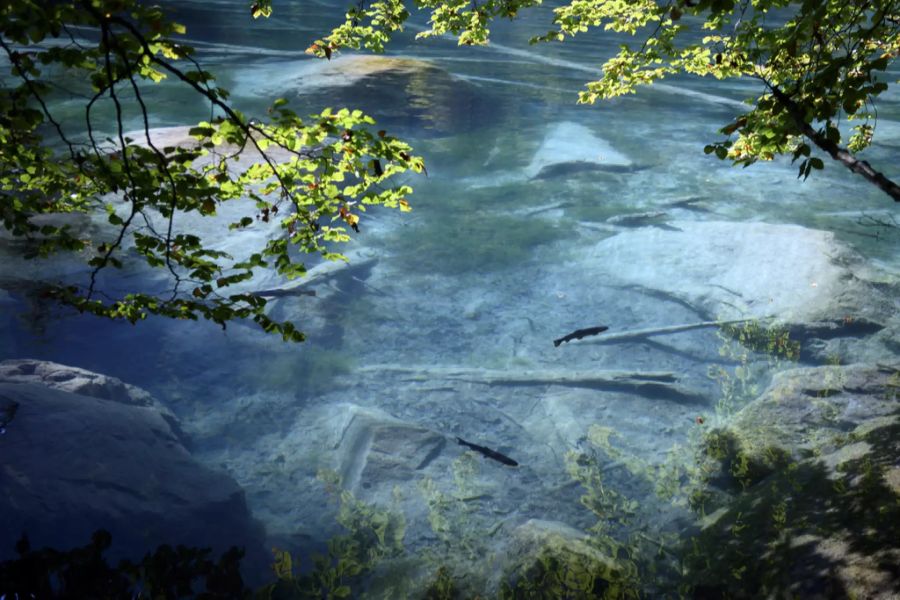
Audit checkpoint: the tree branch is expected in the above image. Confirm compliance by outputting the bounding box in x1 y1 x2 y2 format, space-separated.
86 20 142 298
768 85 900 202
107 26 185 295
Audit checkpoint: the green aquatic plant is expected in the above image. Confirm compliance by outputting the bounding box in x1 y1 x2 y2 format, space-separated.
887 370 900 401
817 353 847 400
708 319 800 419
499 545 637 600
556 338 896 598
720 320 801 362
417 453 512 594
554 429 678 595
259 470 405 599
678 441 900 597
422 566 459 600
418 454 488 562
675 374 900 597
320 469 406 566
696 427 794 495
565 450 639 538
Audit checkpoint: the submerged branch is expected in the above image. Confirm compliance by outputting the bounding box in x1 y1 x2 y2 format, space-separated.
560 319 754 345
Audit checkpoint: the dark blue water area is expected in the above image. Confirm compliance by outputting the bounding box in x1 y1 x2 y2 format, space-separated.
3 295 222 400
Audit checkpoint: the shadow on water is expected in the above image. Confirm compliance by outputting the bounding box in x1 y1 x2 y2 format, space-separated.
2 294 173 386
2 289 353 420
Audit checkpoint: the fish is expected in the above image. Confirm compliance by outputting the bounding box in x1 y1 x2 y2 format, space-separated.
553 325 609 347
456 437 519 467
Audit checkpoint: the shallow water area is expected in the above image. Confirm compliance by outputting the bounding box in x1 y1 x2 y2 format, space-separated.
1 0 899 596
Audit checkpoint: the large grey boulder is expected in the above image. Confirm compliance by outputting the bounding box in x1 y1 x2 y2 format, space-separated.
0 358 186 444
1 358 165 409
0 359 265 565
582 221 894 333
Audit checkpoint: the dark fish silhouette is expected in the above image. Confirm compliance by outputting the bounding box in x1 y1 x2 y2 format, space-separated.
456 437 518 467
553 325 609 347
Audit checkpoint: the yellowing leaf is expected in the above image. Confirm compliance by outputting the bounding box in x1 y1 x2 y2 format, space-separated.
272 547 293 580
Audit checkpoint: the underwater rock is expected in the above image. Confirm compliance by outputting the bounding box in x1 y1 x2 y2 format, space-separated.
797 306 900 364
126 125 298 173
1 358 155 407
605 210 669 228
239 54 494 136
0 362 265 565
244 54 440 96
327 403 447 499
525 122 634 179
686 363 900 598
711 362 900 483
583 220 894 327
191 402 448 548
0 358 185 443
522 386 698 472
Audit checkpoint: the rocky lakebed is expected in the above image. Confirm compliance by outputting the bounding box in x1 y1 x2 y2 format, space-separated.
1 52 899 598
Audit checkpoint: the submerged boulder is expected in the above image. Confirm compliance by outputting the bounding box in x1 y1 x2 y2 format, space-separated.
701 362 900 490
215 402 451 543
243 54 441 95
526 122 634 179
327 403 447 500
0 359 264 565
237 54 495 136
583 221 893 328
686 362 900 598
1 358 162 408
0 358 186 444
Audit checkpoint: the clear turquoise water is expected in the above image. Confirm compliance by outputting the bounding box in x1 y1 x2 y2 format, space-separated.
2 0 899 593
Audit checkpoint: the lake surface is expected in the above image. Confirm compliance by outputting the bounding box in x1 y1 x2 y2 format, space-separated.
2 0 898 596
